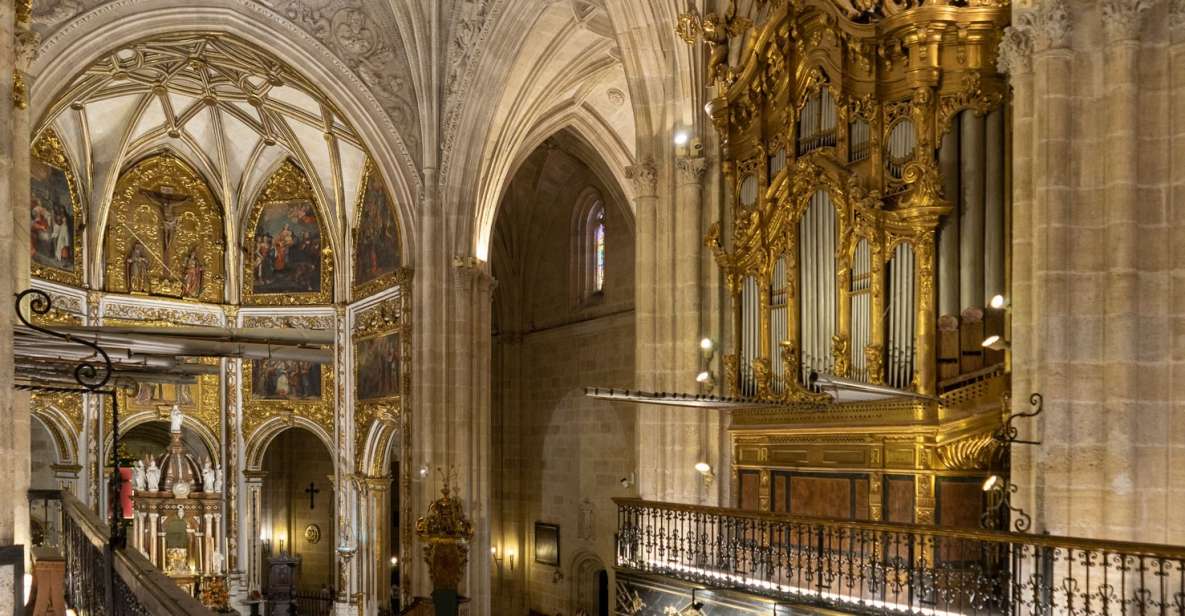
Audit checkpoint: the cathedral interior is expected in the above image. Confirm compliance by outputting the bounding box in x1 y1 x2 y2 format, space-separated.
2 1 1185 615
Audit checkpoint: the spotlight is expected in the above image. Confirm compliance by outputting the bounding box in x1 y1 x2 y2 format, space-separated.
674 130 690 146
694 462 713 475
990 294 1007 310
696 371 712 383
982 475 1000 492
390 556 399 567
417 465 430 479
699 338 714 352
981 335 1008 351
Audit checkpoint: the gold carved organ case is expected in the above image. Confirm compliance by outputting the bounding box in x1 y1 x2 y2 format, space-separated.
699 0 1011 525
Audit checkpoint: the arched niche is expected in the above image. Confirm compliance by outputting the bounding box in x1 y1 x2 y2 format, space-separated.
352 159 403 300
102 152 226 302
242 159 334 305
258 426 336 591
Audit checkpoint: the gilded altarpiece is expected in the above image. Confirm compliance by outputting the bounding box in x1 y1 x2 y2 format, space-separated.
242 160 334 306
104 154 226 303
693 0 1010 525
352 160 403 300
350 281 410 476
30 129 84 287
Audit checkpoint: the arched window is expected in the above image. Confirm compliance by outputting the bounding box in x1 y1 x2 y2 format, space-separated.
591 204 606 294
570 189 608 306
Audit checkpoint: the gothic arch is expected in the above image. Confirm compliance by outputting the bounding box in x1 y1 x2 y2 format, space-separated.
244 417 336 472
30 2 420 266
30 406 78 467
569 550 608 614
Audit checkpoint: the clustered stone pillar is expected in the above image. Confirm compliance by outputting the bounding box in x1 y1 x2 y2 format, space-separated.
1006 0 1185 543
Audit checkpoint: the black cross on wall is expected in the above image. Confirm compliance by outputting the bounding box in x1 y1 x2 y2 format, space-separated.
304 482 321 510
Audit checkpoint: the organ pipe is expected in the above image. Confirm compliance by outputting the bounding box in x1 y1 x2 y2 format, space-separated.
770 256 788 394
851 240 871 382
849 119 871 163
984 108 1005 300
799 191 836 384
887 120 916 179
937 125 961 318
740 174 759 208
741 276 759 397
769 149 787 179
887 243 916 389
959 112 986 310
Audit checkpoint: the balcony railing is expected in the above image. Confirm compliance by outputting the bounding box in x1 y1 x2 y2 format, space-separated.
32 489 215 616
615 498 1185 616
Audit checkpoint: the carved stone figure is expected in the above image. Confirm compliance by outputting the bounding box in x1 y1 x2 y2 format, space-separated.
202 459 216 493
182 249 204 297
146 458 161 492
169 404 183 433
214 464 223 494
132 459 146 491
125 241 150 293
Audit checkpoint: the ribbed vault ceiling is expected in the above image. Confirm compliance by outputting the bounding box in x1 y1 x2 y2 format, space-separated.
42 33 371 242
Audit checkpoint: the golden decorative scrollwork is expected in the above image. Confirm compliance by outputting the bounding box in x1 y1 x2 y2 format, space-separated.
104 154 226 303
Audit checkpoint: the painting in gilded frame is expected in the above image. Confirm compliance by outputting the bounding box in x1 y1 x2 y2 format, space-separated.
250 200 323 294
30 129 83 286
355 331 401 401
249 359 322 400
242 160 333 305
352 161 401 299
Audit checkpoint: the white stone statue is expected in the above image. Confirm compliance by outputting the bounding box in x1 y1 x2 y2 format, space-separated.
212 550 224 574
146 458 161 492
201 459 216 493
169 404 183 433
214 464 223 493
132 459 146 491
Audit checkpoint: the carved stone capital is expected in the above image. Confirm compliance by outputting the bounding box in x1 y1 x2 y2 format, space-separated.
625 158 659 197
997 25 1034 75
675 156 707 186
1172 0 1185 41
1102 0 1155 43
1018 0 1072 52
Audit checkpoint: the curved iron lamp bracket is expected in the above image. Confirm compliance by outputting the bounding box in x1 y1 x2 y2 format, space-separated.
993 392 1043 446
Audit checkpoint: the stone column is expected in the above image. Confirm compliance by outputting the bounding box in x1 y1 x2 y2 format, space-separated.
243 470 266 592
1099 0 1149 540
1169 0 1185 546
626 161 662 501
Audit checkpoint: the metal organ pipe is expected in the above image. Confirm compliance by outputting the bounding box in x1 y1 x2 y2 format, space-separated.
850 119 870 163
984 108 1005 300
769 148 787 179
887 120 916 179
960 112 986 311
887 243 916 389
770 256 788 394
741 276 759 397
937 123 961 318
740 174 758 208
799 191 837 385
851 240 871 381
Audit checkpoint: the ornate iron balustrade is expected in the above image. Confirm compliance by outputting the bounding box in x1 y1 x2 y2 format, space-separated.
615 498 1185 615
48 489 216 615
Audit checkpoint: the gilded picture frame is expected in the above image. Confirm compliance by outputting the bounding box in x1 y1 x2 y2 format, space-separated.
241 160 334 306
351 280 411 467
241 354 335 441
352 160 403 301
30 128 84 287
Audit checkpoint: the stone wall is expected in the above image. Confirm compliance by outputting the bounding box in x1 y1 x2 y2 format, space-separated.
490 139 636 615
1007 0 1185 544
261 428 336 591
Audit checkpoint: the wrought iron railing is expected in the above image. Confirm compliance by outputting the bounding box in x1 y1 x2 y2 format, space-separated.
615 498 1185 615
47 489 216 615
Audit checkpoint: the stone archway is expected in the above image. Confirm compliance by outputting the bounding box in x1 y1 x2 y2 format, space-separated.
570 551 608 616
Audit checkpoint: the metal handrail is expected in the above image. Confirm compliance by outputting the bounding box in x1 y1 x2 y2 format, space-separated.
613 497 1185 560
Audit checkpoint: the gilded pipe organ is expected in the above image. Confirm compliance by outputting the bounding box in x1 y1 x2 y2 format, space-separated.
699 0 1011 523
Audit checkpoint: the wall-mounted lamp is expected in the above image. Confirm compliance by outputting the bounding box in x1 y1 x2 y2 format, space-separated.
491 545 516 571
981 474 1031 532
619 472 635 489
694 461 715 485
697 338 717 393
416 465 430 480
674 130 691 146
981 334 1009 352
389 556 399 567
989 294 1008 310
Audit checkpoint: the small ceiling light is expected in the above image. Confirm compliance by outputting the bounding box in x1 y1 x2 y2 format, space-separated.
674 130 690 146
696 371 712 383
990 294 1007 310
699 338 714 352
390 556 399 567
983 475 1000 492
982 335 1007 351
694 461 713 475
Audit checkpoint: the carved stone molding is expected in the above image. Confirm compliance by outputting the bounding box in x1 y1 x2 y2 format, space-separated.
625 159 659 197
1019 0 1072 52
1102 0 1155 43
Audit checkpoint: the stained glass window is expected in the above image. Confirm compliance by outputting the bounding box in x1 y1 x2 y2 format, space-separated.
593 207 605 293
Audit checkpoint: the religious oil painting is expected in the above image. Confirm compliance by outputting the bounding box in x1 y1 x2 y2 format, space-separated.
250 359 323 401
354 167 401 286
355 332 401 400
251 200 323 294
30 157 76 273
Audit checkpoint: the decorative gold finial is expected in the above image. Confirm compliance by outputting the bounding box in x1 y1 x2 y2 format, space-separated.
415 469 473 591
